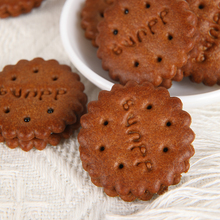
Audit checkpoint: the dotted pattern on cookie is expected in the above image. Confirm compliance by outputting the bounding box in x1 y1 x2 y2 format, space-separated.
0 0 43 18
78 81 195 202
0 58 87 148
96 0 197 88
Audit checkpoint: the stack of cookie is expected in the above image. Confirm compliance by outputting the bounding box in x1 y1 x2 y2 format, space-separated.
0 0 44 18
81 0 220 88
0 58 87 151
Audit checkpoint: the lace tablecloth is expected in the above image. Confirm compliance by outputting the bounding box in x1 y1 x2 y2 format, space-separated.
0 1 220 219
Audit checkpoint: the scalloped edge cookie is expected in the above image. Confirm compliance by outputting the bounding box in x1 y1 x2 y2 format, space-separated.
78 81 195 201
96 0 197 88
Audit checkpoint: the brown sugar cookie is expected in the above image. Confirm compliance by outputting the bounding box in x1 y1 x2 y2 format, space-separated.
78 81 195 202
81 0 115 47
0 0 43 18
0 58 87 151
96 0 197 88
181 0 220 86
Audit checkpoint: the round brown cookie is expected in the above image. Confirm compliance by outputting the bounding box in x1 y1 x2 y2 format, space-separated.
181 0 220 86
0 58 87 144
96 0 197 88
78 81 195 202
0 0 43 18
81 0 115 47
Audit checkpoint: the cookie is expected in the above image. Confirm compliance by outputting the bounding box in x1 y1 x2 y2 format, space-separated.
1 111 86 152
181 0 220 86
96 0 197 88
0 58 87 151
78 81 195 202
0 0 43 18
81 0 115 47
2 125 75 151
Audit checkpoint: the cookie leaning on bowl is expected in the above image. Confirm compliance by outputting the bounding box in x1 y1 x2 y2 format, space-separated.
0 58 87 151
78 81 195 202
0 0 44 18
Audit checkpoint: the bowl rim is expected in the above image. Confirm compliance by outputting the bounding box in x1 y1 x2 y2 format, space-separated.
60 0 113 91
60 0 220 109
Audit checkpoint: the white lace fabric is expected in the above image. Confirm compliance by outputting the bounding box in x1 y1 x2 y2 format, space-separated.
0 1 220 219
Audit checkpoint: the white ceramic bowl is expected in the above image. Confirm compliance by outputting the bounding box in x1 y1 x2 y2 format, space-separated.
60 0 220 109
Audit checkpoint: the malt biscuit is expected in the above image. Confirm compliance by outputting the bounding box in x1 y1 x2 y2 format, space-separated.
78 81 195 202
96 0 197 88
81 0 115 47
0 0 43 18
0 58 87 151
181 0 220 86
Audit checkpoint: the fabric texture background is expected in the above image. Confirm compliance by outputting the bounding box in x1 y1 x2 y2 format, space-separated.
0 0 220 219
